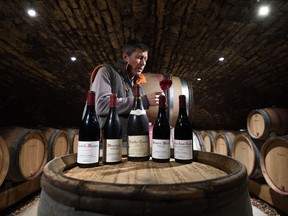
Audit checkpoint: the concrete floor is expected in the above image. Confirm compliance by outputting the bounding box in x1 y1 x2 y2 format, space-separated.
17 200 39 216
253 206 268 216
15 197 268 216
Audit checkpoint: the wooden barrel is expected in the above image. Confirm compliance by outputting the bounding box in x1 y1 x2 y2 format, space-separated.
38 152 252 216
202 130 217 152
0 135 9 186
142 73 194 127
192 130 205 151
63 128 79 153
214 131 236 156
247 108 288 140
232 133 263 179
260 135 288 195
42 128 70 161
0 127 47 182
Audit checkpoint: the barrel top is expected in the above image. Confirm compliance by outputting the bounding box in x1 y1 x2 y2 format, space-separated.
39 151 253 216
43 151 247 198
64 158 227 185
260 136 288 195
40 151 249 216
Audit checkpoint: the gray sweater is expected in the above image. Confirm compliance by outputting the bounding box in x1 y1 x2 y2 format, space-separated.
91 60 149 144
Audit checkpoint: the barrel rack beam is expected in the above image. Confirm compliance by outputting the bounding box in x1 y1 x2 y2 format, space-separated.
249 179 288 215
0 176 41 211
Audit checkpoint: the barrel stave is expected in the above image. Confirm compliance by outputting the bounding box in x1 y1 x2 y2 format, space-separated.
38 151 252 216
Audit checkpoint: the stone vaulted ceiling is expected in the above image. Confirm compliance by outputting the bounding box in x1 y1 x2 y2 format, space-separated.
0 0 287 130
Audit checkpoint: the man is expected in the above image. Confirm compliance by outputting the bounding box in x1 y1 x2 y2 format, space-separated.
91 39 162 144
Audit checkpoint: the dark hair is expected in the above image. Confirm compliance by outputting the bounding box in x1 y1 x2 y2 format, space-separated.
122 39 149 55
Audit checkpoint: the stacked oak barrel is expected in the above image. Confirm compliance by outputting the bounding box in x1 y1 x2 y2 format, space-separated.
192 107 288 197
245 107 288 196
0 126 78 208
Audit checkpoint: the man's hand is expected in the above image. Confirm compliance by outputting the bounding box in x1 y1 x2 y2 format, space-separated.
146 91 163 106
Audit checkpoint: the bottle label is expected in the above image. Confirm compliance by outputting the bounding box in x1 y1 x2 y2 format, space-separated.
130 109 146 115
152 139 170 159
174 139 193 160
128 135 149 157
77 141 99 164
103 139 122 162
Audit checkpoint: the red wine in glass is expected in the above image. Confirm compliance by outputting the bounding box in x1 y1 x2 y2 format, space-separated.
159 73 172 91
160 79 172 91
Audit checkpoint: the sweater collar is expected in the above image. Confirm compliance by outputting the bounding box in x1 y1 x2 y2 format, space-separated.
114 59 133 88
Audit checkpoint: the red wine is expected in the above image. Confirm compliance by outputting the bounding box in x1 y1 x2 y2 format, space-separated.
159 79 172 91
174 95 193 163
127 84 150 161
102 94 122 164
152 95 170 162
77 91 100 168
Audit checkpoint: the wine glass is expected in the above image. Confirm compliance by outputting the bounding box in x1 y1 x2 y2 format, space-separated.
159 73 172 92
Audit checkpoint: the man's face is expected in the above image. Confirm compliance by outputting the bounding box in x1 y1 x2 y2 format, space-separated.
123 48 148 77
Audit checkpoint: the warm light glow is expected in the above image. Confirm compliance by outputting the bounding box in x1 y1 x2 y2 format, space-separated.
219 57 224 62
71 56 77 61
27 9 37 17
197 78 201 81
258 5 270 16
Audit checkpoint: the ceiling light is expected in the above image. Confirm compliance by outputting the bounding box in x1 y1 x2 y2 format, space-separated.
219 57 224 62
258 5 270 16
27 9 37 17
197 78 201 81
71 56 77 61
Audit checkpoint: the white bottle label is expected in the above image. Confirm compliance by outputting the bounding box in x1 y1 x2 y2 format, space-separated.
77 141 99 164
152 139 170 159
174 139 193 160
104 139 122 162
130 109 146 115
128 135 149 157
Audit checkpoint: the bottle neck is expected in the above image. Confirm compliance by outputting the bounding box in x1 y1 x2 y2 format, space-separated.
157 95 167 116
110 94 117 108
159 95 165 109
178 108 188 117
108 94 118 117
178 95 188 116
87 91 95 106
85 104 96 118
158 108 167 120
179 95 186 109
133 84 141 97
133 84 144 109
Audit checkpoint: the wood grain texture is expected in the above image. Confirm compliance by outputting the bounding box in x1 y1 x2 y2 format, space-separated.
0 136 9 186
64 158 227 184
260 135 288 196
0 127 47 182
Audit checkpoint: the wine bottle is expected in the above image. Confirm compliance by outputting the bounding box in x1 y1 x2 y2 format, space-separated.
174 95 193 163
127 84 150 161
102 94 123 164
77 90 100 168
152 95 170 162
